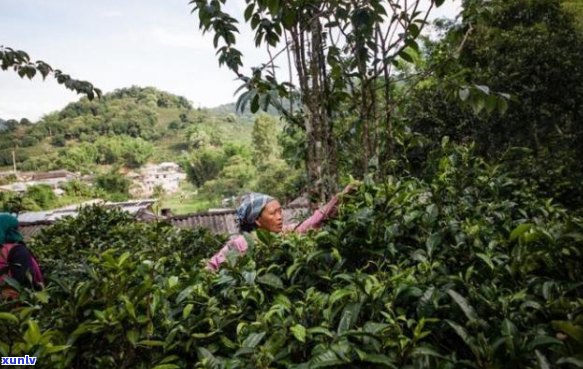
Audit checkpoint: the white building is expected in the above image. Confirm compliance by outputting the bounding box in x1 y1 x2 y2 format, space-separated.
131 162 186 197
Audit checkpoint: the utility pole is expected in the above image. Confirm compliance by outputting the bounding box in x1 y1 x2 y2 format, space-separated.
12 149 17 176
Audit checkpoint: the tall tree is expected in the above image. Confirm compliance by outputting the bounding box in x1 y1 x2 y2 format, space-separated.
189 0 447 202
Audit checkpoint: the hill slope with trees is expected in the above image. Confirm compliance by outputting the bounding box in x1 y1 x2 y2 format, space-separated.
0 86 260 173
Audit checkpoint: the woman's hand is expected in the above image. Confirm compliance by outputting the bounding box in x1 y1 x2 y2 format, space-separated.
339 181 360 197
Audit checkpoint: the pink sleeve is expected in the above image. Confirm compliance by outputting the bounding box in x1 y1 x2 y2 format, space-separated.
206 235 248 271
294 195 339 234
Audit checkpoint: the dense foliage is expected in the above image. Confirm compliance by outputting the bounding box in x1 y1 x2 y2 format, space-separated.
404 0 583 209
1 144 581 368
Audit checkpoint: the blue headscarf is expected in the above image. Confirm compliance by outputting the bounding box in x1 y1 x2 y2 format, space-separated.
0 213 24 244
236 193 274 232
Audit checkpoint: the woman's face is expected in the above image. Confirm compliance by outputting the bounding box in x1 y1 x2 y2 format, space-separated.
255 200 283 233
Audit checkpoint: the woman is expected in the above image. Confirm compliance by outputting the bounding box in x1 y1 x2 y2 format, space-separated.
207 184 356 271
0 213 43 298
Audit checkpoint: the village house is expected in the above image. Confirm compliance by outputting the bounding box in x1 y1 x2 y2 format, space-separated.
129 162 186 197
0 170 77 195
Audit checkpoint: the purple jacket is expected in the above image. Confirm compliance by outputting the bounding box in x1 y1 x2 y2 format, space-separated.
206 196 339 271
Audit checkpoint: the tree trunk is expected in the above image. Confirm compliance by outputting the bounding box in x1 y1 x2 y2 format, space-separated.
293 15 338 205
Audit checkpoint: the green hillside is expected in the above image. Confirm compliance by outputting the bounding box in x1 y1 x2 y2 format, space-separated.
0 86 269 173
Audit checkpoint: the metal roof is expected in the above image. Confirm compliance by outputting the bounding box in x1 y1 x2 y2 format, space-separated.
17 211 52 223
18 199 157 228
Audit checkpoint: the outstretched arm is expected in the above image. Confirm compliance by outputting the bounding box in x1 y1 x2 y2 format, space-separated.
291 183 359 233
292 196 339 233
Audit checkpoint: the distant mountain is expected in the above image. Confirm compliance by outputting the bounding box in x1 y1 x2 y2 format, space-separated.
209 102 280 123
0 86 277 172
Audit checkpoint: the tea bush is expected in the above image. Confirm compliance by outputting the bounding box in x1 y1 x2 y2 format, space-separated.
1 144 582 368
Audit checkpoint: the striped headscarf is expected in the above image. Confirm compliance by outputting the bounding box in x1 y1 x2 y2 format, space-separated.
236 193 274 232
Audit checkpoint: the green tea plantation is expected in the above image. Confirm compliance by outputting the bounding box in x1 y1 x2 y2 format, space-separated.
1 145 582 369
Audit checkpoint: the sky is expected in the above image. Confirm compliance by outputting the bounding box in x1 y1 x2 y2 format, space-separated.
0 0 461 122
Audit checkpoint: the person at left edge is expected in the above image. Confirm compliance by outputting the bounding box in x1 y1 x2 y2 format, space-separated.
0 213 43 299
